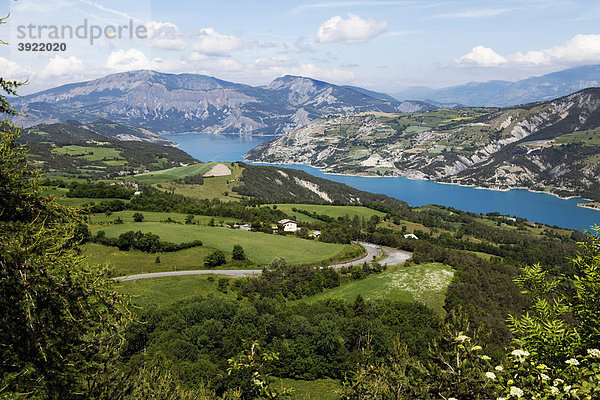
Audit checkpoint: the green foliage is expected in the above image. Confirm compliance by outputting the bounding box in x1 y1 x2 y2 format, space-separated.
228 341 293 399
0 59 132 398
133 212 144 222
341 309 496 400
205 250 227 268
492 227 600 399
66 181 134 199
233 244 247 261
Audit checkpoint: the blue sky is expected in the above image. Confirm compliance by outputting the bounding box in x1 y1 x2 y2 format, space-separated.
2 0 600 94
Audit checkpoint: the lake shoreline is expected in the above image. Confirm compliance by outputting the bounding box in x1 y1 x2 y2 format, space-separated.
246 159 594 204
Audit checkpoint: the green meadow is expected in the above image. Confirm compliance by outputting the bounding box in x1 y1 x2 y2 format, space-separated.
271 203 386 223
116 275 237 308
94 222 357 266
305 263 454 315
126 162 219 184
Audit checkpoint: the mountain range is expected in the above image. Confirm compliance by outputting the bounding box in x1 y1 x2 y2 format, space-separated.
11 70 433 136
394 64 600 107
246 88 600 200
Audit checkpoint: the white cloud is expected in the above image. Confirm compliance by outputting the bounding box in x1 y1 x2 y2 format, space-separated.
456 34 600 68
316 13 387 44
254 55 296 67
105 49 155 71
511 34 600 65
38 55 85 80
191 28 243 56
456 45 508 66
0 58 34 81
146 21 187 51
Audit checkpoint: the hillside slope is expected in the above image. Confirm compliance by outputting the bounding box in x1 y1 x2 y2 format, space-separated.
21 121 197 178
235 163 408 206
11 71 434 135
246 88 600 200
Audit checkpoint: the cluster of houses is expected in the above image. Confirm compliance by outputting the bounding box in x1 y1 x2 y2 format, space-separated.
233 218 321 238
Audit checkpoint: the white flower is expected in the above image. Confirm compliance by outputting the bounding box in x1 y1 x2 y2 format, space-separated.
495 365 504 371
553 378 564 386
550 386 559 395
511 349 530 361
448 398 457 400
485 372 497 380
564 385 572 393
510 386 523 398
587 348 600 357
565 358 579 366
540 373 549 380
455 334 470 342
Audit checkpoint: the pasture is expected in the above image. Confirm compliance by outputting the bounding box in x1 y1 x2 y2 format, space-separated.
52 145 126 166
271 204 386 223
126 162 219 184
94 222 356 266
82 243 221 276
116 275 236 308
305 263 454 315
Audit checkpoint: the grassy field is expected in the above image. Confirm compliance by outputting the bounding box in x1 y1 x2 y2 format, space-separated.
275 378 341 400
555 128 600 146
305 263 454 315
271 204 386 223
82 243 222 275
116 275 237 308
158 163 245 201
52 145 126 166
126 162 219 184
94 222 356 266
89 211 236 229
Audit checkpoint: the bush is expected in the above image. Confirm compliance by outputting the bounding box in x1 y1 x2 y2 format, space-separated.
232 244 246 261
205 250 227 268
133 212 144 222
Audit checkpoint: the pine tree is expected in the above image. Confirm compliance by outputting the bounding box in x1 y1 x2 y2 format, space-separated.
0 19 132 398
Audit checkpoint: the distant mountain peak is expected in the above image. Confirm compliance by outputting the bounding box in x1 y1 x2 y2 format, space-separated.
12 71 434 135
394 64 600 107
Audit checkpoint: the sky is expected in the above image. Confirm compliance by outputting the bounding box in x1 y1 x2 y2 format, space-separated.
2 0 600 94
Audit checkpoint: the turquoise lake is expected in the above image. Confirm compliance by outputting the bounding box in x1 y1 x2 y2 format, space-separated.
164 133 600 230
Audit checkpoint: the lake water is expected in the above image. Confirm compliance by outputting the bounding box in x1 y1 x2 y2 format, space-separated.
164 133 600 230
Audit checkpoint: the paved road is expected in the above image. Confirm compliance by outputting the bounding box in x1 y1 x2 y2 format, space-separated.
115 242 412 281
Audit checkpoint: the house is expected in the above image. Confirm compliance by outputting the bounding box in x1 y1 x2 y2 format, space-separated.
404 233 418 239
283 221 298 232
278 219 300 232
309 231 321 238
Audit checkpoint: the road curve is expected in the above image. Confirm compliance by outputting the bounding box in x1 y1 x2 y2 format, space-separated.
115 242 412 281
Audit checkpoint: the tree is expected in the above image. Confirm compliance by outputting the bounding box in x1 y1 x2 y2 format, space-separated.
491 226 600 399
232 244 246 261
0 21 132 397
204 250 226 268
133 212 144 222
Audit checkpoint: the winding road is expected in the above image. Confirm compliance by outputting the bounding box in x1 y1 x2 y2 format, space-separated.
115 242 412 281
